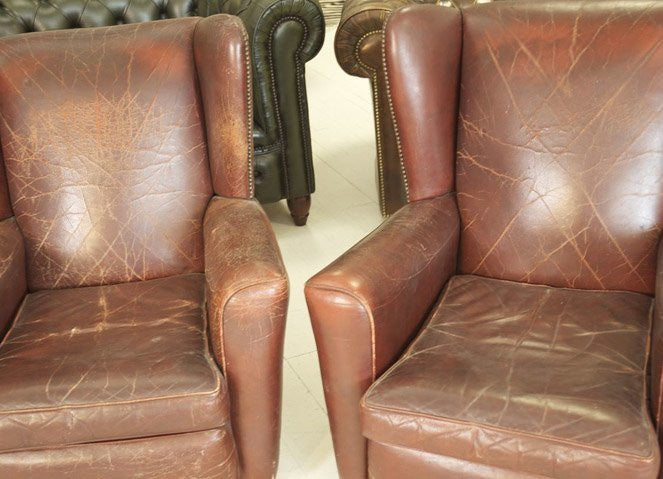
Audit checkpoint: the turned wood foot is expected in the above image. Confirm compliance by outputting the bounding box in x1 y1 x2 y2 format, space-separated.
287 195 311 226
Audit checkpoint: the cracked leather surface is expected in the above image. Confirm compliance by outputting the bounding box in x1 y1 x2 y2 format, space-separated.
0 17 285 478
204 195 288 477
363 275 658 478
652 239 663 444
0 273 229 452
312 2 663 478
456 2 663 293
195 15 254 199
306 194 459 479
0 218 25 336
0 0 325 209
0 428 239 479
0 19 211 291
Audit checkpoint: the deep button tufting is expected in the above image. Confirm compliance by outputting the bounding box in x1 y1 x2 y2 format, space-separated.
0 0 210 36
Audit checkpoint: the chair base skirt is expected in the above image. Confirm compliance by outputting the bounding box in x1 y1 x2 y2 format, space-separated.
0 428 238 479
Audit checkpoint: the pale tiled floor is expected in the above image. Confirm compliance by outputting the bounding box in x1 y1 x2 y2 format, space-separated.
262 26 383 479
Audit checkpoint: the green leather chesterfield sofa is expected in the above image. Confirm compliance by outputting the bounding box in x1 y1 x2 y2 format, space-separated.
0 0 325 225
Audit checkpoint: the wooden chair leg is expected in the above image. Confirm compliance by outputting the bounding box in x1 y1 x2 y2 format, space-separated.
287 195 311 226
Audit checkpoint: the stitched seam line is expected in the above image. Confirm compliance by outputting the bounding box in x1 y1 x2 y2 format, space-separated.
267 16 310 196
354 29 388 216
308 284 377 381
0 383 222 416
219 276 287 375
364 401 657 461
381 23 410 202
3 426 230 455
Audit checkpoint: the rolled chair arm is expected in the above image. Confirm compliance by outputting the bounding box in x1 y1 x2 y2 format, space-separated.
305 193 459 478
210 0 325 146
203 195 288 479
335 0 435 78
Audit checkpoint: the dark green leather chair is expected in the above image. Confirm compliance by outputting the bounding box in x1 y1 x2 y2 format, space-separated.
0 0 324 225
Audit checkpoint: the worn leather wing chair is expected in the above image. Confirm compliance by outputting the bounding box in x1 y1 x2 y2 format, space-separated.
0 0 325 225
335 0 489 217
0 15 288 478
308 2 663 478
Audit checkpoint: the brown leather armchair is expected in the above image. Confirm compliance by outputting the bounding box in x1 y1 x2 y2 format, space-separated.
0 15 288 479
308 2 663 478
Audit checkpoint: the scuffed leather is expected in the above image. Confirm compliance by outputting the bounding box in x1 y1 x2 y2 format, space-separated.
0 274 229 452
0 17 287 478
653 238 663 441
363 275 659 478
0 428 239 479
204 195 288 478
195 15 254 199
0 149 11 220
0 19 211 291
383 4 461 202
0 218 25 337
0 0 325 211
457 2 663 293
316 2 663 477
305 194 459 479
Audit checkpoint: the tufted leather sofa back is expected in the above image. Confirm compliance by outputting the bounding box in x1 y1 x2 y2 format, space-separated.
0 0 206 35
0 18 214 291
455 2 662 294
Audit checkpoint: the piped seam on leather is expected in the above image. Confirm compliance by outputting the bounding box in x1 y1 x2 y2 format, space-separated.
0 382 224 416
362 402 657 461
218 276 288 375
306 283 377 381
1 426 232 455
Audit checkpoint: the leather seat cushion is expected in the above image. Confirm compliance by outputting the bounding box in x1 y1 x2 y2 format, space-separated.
362 275 659 478
0 273 229 452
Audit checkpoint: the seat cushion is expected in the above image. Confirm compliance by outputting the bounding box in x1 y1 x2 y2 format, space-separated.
0 273 229 452
362 275 659 478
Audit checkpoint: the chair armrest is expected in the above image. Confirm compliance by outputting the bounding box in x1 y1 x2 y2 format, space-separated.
651 237 663 441
203 195 288 479
335 0 434 78
305 193 459 478
0 218 26 339
218 0 325 145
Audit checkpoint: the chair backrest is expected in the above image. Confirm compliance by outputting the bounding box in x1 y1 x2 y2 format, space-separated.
456 1 662 294
0 16 252 290
385 1 662 295
0 0 207 35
